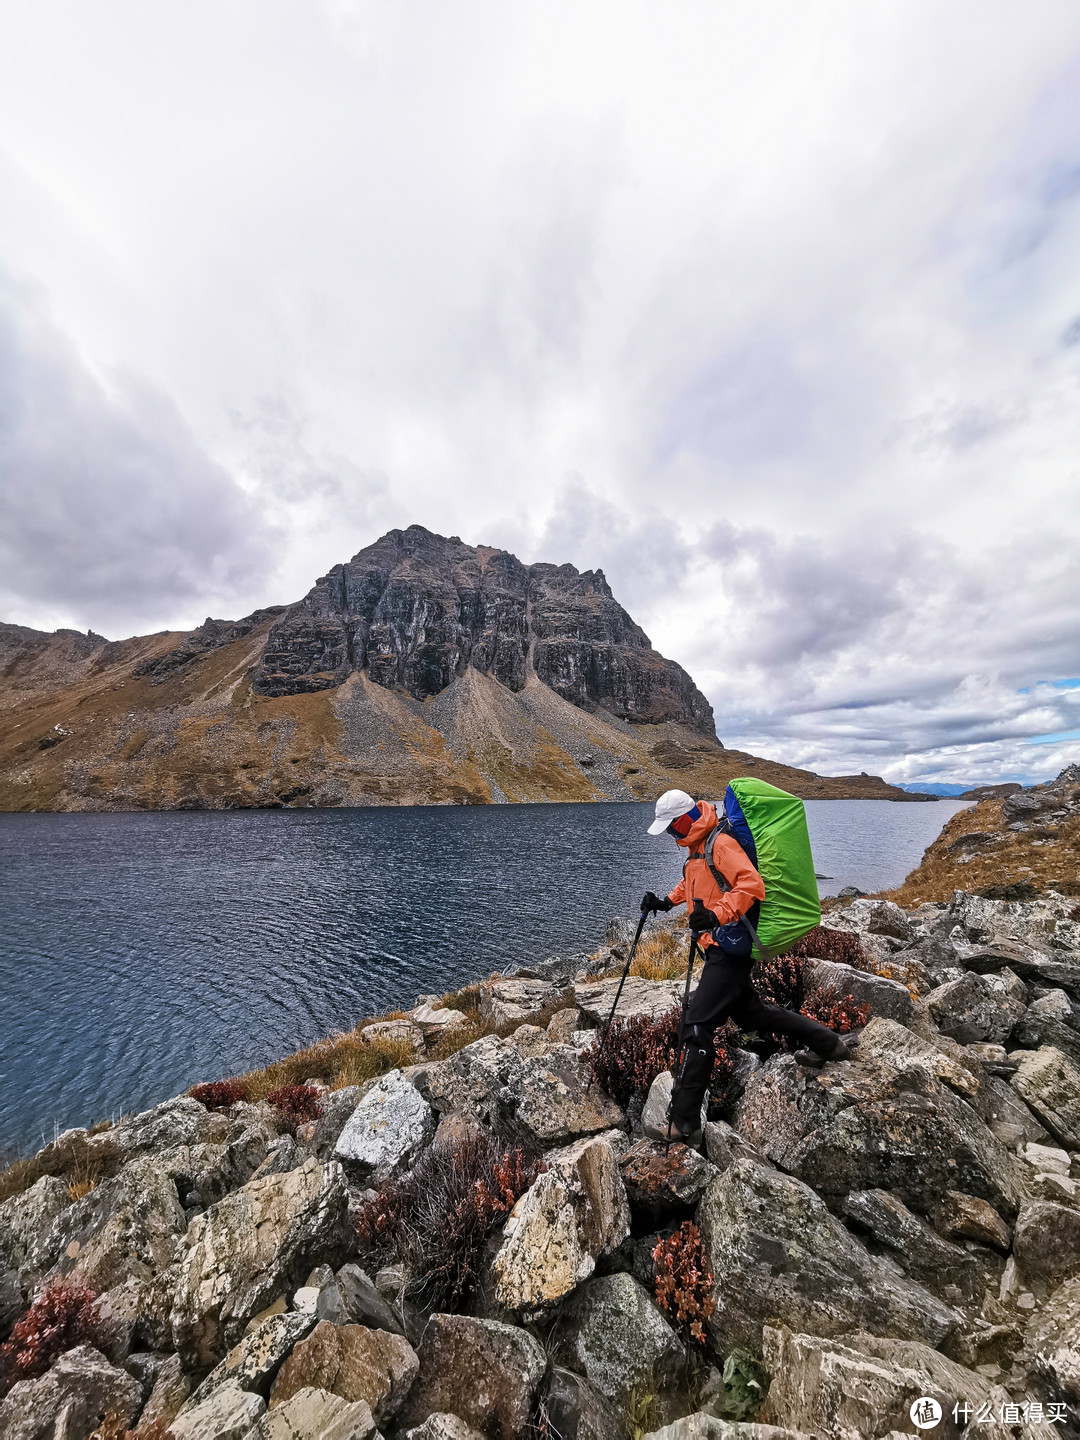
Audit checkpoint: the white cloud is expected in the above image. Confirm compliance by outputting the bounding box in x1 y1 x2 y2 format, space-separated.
0 1 1078 782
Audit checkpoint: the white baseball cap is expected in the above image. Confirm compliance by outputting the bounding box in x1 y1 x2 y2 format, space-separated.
647 788 696 835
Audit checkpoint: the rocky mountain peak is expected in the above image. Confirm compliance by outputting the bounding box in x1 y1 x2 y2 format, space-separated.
252 526 715 735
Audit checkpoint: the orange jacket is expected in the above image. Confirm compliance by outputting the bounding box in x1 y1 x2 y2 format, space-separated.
666 800 766 947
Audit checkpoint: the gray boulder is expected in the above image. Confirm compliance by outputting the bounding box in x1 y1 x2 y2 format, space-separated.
806 958 914 1025
397 1314 547 1440
573 976 681 1025
0 1175 69 1273
982 1073 1050 1147
256 1387 378 1440
480 978 560 1026
110 1094 233 1160
1017 1273 1080 1402
696 1159 959 1352
1012 1201 1080 1292
761 1324 1012 1440
827 899 914 941
545 1368 625 1440
171 1157 351 1370
839 1188 984 1307
733 1036 1024 1221
925 971 1025 1046
644 1422 803 1440
494 1135 629 1312
309 1085 366 1160
334 1070 435 1182
171 1380 267 1439
0 1344 142 1440
406 1415 486 1440
702 1121 769 1173
336 1261 406 1334
557 1272 684 1406
1010 1046 1080 1147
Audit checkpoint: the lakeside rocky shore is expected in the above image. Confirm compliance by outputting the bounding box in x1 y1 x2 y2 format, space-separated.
2 768 1079 1440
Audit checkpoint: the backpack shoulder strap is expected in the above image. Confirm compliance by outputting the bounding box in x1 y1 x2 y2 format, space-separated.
704 825 770 962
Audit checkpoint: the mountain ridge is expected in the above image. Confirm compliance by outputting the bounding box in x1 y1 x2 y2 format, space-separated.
0 527 930 811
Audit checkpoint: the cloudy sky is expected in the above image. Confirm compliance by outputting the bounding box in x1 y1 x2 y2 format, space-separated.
1 1 1079 786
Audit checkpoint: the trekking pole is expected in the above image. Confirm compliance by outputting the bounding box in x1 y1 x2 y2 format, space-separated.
666 900 705 1152
587 904 650 1091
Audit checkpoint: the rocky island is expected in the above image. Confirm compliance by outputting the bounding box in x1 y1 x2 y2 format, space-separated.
0 526 929 812
1 766 1078 1439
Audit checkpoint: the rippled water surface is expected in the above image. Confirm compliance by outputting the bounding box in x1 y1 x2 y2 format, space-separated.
0 797 969 1150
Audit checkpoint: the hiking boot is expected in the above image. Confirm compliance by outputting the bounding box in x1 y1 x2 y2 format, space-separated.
643 1116 704 1149
794 1034 858 1068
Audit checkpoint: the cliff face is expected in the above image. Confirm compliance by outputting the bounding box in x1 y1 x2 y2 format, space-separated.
0 527 923 812
251 526 715 734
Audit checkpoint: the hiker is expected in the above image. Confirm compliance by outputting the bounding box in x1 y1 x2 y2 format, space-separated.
640 788 853 1145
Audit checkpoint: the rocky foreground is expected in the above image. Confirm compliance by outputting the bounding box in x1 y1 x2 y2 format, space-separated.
5 883 1080 1439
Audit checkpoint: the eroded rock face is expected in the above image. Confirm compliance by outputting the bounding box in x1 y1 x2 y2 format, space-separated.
761 1325 1011 1440
494 1135 630 1312
557 1272 683 1406
397 1314 547 1440
171 1157 351 1371
1017 1273 1080 1403
0 1344 142 1440
334 1071 436 1182
1012 1201 1080 1292
839 1188 983 1307
251 526 715 732
269 1319 419 1423
1009 1046 1080 1147
696 1159 959 1353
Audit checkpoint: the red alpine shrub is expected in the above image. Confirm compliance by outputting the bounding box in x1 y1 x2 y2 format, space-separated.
356 1130 540 1310
587 1005 738 1110
653 1221 716 1345
786 925 867 969
267 1084 322 1129
0 1283 105 1398
749 952 868 1049
801 987 870 1033
189 1079 249 1111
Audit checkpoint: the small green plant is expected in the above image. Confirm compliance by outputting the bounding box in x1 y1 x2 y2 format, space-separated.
714 1348 767 1421
625 1384 658 1440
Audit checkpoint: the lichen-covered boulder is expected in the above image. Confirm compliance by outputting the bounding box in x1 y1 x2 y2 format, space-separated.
982 1073 1050 1148
1010 1046 1080 1147
397 1314 547 1440
406 1412 486 1440
733 1029 1024 1221
619 1139 719 1212
269 1319 419 1423
362 1018 424 1052
839 1188 983 1307
1012 1201 1080 1292
334 1070 435 1182
480 978 560 1026
641 1070 706 1140
494 1135 629 1311
826 898 914 942
186 1308 316 1406
761 1324 1012 1440
1017 1273 1080 1403
109 1095 233 1161
0 1345 142 1440
171 1157 351 1371
30 1154 186 1294
171 1380 267 1439
256 1386 379 1440
926 971 1025 1046
806 958 914 1026
643 1420 803 1440
556 1272 684 1406
697 1159 959 1352
0 1175 69 1273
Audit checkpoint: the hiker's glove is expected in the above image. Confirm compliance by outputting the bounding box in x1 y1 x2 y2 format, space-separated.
641 891 673 915
688 904 721 934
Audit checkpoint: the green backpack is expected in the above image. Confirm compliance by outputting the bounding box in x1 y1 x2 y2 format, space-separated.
703 777 821 958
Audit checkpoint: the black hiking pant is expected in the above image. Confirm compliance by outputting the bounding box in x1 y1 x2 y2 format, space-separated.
670 947 840 1130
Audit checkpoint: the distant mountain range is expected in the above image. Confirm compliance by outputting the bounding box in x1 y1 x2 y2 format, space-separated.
0 525 931 812
897 782 1026 798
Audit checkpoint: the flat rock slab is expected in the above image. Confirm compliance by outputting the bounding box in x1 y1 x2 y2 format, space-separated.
480 978 561 1026
1010 1046 1080 1147
269 1319 419 1424
573 975 682 1026
761 1324 1012 1440
256 1386 378 1440
171 1380 267 1440
557 1271 684 1406
335 1070 436 1182
697 1158 959 1353
494 1135 629 1312
398 1314 546 1440
171 1157 350 1371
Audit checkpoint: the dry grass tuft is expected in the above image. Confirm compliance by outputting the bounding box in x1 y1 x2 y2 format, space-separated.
0 1128 121 1206
238 1029 419 1098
